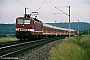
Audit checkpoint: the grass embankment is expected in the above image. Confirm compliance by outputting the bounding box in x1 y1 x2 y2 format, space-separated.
48 35 90 60
0 36 18 43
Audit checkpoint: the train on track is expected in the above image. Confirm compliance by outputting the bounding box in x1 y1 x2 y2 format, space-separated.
15 13 75 40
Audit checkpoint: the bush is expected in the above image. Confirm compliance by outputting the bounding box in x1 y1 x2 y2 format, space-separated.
48 35 90 60
0 35 7 37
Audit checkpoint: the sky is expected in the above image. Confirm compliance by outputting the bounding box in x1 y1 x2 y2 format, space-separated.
0 0 90 24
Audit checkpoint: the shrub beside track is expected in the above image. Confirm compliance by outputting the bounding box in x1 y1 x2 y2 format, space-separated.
48 35 90 60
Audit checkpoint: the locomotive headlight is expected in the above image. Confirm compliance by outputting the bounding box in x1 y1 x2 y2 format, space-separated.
27 29 35 31
27 29 30 31
16 28 19 31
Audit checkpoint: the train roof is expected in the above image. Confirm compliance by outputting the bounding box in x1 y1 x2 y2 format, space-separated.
16 17 31 19
16 17 42 23
43 23 75 31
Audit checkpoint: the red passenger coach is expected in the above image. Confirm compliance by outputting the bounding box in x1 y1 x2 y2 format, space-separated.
42 23 75 37
16 14 43 40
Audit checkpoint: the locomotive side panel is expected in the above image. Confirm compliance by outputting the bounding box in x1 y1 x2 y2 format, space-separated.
31 20 43 35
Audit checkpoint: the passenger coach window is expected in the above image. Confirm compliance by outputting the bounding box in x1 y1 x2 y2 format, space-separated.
24 20 30 24
17 20 23 24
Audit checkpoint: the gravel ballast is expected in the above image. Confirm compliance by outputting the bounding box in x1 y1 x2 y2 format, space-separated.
18 39 62 60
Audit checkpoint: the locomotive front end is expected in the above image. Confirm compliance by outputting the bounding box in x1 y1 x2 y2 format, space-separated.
16 17 33 40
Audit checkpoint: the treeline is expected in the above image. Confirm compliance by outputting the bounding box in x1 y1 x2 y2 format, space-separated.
75 29 90 36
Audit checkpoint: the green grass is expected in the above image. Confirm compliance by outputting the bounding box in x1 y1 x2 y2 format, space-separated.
48 35 90 60
0 36 18 43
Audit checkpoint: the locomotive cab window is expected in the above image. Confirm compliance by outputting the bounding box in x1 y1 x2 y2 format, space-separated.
17 20 23 24
24 20 30 24
17 19 30 24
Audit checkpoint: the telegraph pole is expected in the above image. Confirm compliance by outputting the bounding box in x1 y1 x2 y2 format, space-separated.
55 21 56 26
78 20 79 36
88 29 89 35
86 30 87 35
88 23 90 35
68 6 70 37
55 6 71 37
54 20 57 35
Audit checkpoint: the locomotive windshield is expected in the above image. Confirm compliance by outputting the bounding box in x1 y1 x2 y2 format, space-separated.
17 19 30 24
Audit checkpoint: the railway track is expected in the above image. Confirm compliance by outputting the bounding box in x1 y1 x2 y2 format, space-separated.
0 40 26 47
0 37 65 60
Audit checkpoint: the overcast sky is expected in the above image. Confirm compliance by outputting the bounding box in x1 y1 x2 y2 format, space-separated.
0 0 90 24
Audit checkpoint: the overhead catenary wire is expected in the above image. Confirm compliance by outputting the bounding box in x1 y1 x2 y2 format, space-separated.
15 0 33 13
48 0 65 21
55 7 69 16
43 0 62 21
49 0 55 8
15 0 39 18
27 0 56 22
15 0 64 23
28 0 59 20
27 0 52 15
44 0 53 11
26 0 52 22
49 0 68 17
15 0 26 7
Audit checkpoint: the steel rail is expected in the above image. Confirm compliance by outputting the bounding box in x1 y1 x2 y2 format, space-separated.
0 37 64 58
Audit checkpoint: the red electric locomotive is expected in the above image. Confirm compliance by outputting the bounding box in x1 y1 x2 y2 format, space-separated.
16 14 43 40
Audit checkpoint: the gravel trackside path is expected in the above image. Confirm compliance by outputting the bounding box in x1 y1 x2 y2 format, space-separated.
18 39 62 60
